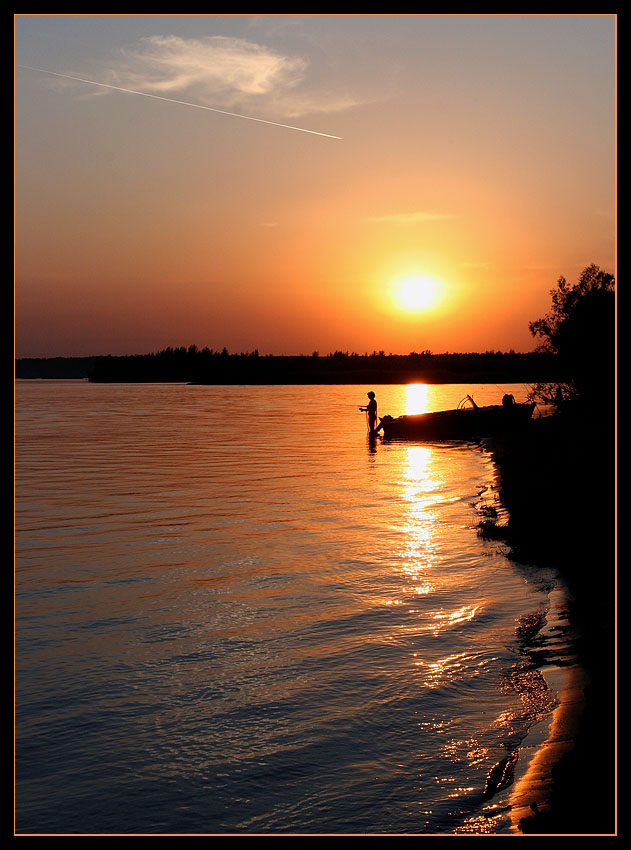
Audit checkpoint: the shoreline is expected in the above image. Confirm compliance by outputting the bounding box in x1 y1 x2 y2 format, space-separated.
507 579 590 833
509 661 590 832
489 411 616 835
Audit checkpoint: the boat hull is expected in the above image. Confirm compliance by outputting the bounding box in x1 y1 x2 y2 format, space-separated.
377 403 535 441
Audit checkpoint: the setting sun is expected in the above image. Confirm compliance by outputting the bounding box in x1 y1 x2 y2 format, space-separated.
394 276 442 312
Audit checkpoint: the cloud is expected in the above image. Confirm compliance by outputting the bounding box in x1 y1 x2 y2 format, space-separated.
365 211 458 224
101 34 358 117
118 35 304 97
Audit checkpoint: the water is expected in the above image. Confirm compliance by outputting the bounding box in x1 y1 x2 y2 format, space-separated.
14 381 570 834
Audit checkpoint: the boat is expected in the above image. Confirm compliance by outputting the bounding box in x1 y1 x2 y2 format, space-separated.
376 394 536 441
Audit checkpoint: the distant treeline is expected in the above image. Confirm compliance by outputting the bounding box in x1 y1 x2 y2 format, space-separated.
16 347 566 384
15 357 97 379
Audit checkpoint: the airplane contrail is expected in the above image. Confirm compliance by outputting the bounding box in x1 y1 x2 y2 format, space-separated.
17 65 342 140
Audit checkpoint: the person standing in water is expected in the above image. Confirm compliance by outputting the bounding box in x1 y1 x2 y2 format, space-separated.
359 391 378 433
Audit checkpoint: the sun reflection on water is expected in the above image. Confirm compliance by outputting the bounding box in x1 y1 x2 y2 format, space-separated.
392 444 443 600
400 445 444 514
405 383 429 415
430 604 482 629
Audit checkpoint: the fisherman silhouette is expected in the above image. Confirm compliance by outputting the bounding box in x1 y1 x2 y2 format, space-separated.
359 391 378 433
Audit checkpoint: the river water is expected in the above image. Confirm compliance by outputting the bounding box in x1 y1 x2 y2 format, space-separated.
14 381 571 834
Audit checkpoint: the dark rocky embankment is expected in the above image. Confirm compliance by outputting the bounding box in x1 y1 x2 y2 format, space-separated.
488 407 616 834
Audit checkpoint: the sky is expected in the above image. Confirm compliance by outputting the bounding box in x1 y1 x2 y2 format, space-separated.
14 14 616 358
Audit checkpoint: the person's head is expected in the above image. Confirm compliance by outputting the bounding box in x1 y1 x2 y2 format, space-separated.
367 391 375 399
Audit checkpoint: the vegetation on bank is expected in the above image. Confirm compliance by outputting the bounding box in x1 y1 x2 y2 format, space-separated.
491 263 616 572
526 263 615 409
480 264 616 835
483 265 615 628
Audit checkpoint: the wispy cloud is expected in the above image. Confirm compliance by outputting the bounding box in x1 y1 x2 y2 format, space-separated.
100 34 361 118
365 211 458 225
114 35 306 100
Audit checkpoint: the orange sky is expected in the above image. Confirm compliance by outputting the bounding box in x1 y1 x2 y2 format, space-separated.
14 14 616 357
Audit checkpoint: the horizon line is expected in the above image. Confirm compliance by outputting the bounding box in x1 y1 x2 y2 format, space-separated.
16 349 543 360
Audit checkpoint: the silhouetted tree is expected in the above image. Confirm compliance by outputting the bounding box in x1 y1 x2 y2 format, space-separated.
528 264 615 408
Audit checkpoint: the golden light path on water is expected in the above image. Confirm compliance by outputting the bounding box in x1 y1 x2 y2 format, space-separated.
384 383 503 831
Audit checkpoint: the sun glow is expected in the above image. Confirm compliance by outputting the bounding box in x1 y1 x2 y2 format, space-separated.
394 275 442 312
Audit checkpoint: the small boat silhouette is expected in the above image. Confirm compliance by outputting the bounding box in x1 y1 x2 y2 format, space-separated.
377 395 535 441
